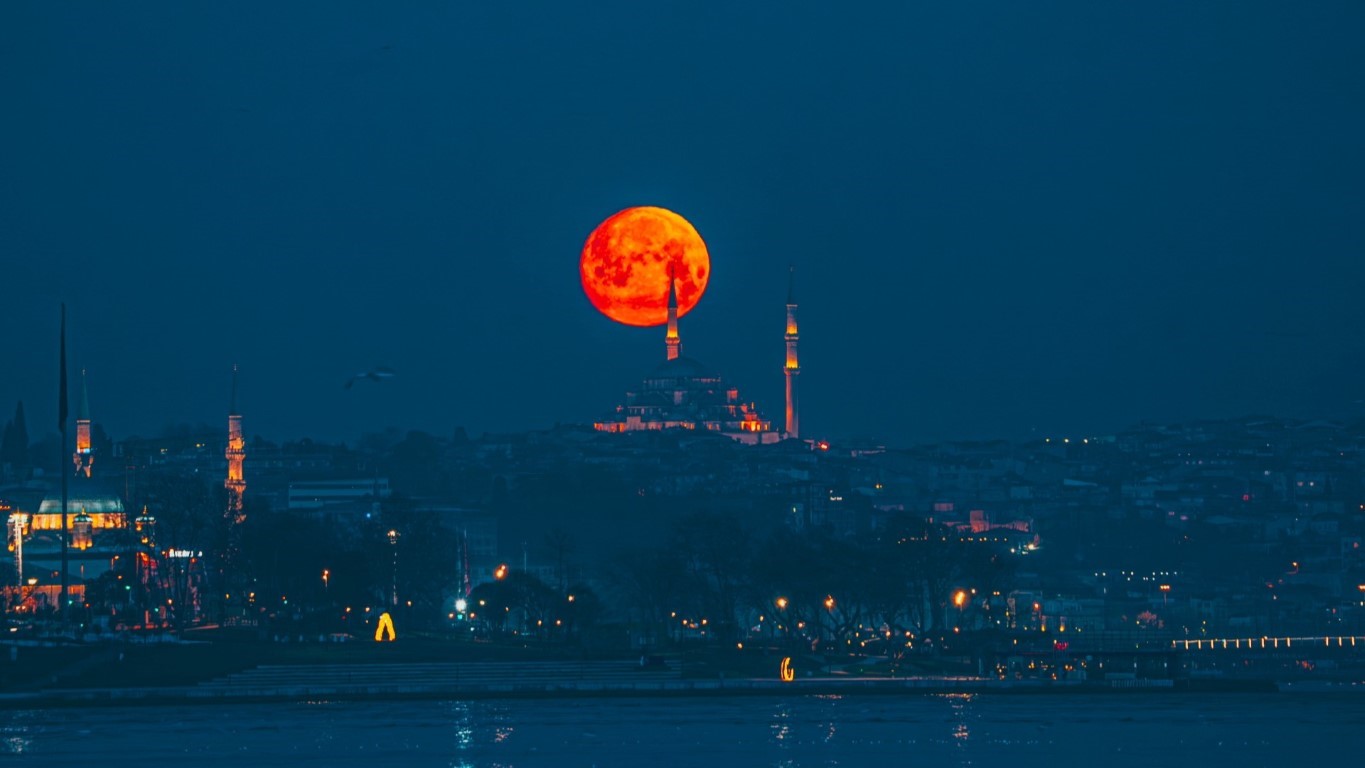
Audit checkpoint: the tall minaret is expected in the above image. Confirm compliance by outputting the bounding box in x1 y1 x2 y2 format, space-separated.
225 365 245 517
665 265 681 361
784 267 800 439
73 369 93 477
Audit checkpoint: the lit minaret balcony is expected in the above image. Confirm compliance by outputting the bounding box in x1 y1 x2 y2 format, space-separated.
225 365 246 518
73 369 93 477
784 266 800 439
665 266 681 362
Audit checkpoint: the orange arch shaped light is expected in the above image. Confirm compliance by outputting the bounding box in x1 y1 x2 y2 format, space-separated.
780 657 795 682
374 611 396 642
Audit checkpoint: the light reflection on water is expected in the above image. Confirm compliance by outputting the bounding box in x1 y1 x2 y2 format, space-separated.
0 708 35 756
0 692 1359 767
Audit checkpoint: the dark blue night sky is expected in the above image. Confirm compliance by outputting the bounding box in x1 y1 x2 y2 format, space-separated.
2 2 1362 445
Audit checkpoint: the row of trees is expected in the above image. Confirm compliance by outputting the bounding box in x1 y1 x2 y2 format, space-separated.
611 512 1017 649
73 462 1016 650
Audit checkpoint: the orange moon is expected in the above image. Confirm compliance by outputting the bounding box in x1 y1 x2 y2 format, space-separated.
580 206 710 327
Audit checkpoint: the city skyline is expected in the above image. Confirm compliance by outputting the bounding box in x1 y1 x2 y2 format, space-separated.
3 3 1363 446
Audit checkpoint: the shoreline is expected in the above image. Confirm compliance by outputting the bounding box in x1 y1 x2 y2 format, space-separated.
0 676 1280 710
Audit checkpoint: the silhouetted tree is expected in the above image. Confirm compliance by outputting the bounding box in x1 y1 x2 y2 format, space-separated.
1 401 29 469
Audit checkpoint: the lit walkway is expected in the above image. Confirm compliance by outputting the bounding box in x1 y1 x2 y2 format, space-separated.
1174 635 1363 651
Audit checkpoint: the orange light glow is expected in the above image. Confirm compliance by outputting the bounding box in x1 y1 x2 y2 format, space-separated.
780 657 795 682
494 564 508 580
374 611 396 642
580 206 710 326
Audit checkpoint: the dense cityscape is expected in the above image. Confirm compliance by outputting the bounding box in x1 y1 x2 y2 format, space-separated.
5 301 1363 687
5 2 1364 764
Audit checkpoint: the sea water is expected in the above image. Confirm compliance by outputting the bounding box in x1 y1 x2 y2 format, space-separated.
2 692 1359 766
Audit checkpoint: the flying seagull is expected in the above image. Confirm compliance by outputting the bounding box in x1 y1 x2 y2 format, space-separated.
344 366 397 390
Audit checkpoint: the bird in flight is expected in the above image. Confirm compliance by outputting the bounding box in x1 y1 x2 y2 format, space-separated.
344 366 397 390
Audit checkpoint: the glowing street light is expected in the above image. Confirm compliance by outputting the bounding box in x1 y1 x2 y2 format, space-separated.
386 530 400 607
775 596 789 610
494 563 508 580
953 590 968 609
823 595 836 611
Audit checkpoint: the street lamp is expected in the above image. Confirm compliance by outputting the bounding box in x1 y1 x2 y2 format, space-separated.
953 590 968 631
494 563 508 581
386 530 399 607
21 577 38 612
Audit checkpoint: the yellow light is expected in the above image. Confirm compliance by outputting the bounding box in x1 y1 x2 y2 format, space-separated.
775 597 788 610
780 657 795 682
824 595 835 611
374 612 396 642
953 590 967 608
494 564 508 580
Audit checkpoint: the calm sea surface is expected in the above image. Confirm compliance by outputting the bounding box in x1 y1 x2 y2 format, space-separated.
1 692 1359 766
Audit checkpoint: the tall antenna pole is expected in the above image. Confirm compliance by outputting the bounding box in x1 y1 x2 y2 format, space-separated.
58 304 70 620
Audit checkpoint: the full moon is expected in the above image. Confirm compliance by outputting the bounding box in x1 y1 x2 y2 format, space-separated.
580 206 710 327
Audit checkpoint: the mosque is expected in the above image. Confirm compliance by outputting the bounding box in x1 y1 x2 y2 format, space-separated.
5 368 244 616
6 372 128 606
593 269 802 445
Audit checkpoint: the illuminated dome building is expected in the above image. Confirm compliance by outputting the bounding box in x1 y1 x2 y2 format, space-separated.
7 373 128 593
594 273 785 445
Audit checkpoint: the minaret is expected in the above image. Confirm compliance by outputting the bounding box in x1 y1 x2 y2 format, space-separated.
74 369 93 477
225 365 245 518
665 265 681 361
784 267 800 439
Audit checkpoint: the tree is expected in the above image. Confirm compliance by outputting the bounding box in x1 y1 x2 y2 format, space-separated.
610 545 690 646
137 470 226 627
375 497 459 628
468 570 556 637
1 401 28 469
670 511 752 642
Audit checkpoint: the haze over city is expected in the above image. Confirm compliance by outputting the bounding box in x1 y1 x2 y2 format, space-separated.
4 5 1365 765
4 2 1362 446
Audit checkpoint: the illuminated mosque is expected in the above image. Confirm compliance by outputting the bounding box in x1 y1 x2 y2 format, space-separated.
6 368 244 611
594 268 801 446
8 371 129 599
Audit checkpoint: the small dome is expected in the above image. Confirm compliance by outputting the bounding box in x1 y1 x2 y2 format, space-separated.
39 477 125 515
648 356 716 380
